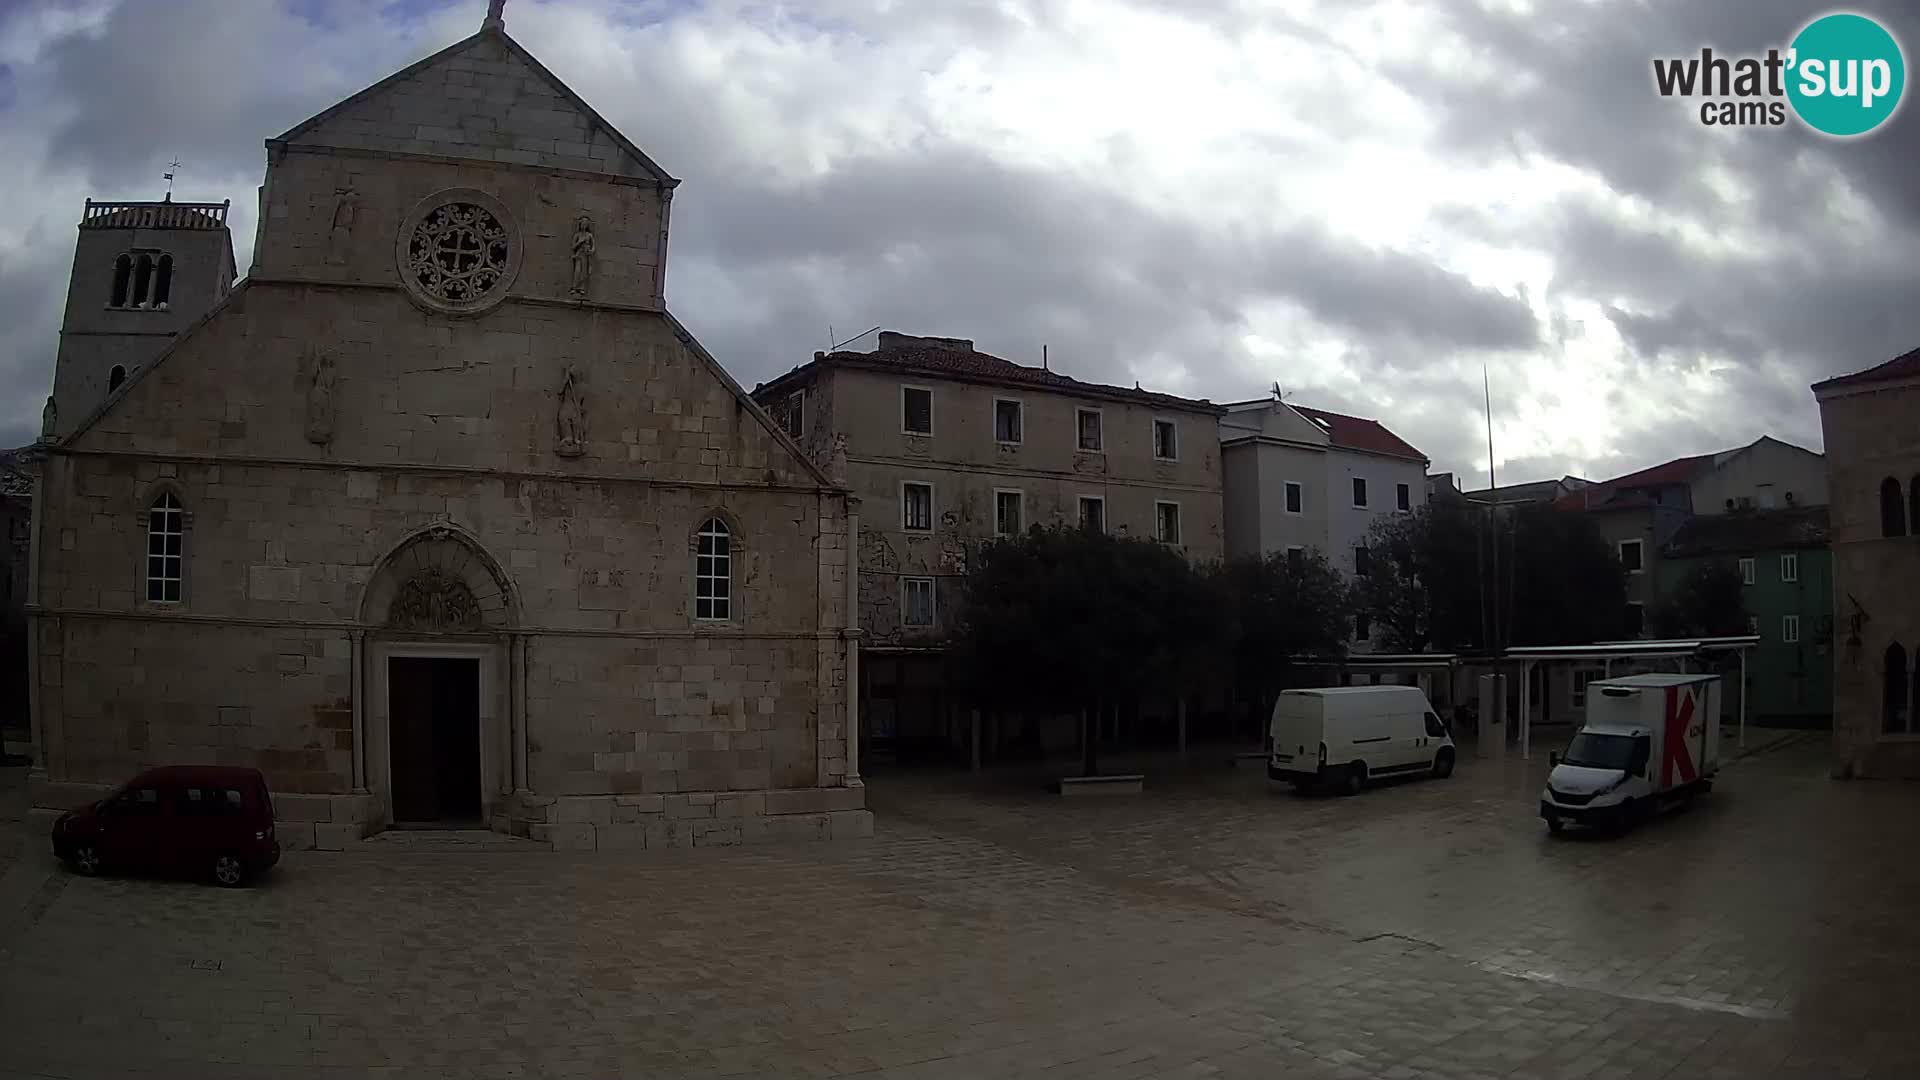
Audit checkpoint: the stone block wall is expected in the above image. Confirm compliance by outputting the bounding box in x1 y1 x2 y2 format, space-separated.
525 635 822 795
76 287 809 488
39 618 351 791
505 787 872 851
1819 381 1920 778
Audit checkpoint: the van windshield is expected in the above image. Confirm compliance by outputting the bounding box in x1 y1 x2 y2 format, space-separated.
1562 732 1642 772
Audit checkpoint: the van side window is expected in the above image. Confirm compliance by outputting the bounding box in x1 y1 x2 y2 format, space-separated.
178 786 246 816
113 787 164 816
1424 711 1447 738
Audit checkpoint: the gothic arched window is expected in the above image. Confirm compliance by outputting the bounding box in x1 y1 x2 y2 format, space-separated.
153 254 174 308
1881 477 1907 538
110 255 132 307
131 254 154 308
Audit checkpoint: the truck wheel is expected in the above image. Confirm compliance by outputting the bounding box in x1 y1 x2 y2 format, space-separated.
1341 765 1366 797
1431 748 1455 779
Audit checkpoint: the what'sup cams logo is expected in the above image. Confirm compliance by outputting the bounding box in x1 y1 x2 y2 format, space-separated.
1653 11 1906 137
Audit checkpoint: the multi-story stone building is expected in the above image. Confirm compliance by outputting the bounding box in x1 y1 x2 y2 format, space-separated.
1813 346 1920 779
1658 505 1832 726
751 332 1224 756
1552 436 1828 636
26 7 867 849
1217 396 1429 647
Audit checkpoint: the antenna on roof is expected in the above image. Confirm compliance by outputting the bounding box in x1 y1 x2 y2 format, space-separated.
1270 381 1282 400
829 326 881 352
828 325 835 353
1042 345 1049 371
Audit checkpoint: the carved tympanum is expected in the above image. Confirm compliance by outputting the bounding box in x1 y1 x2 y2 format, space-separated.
387 568 483 633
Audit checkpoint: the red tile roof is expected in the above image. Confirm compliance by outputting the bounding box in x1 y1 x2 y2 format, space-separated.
1287 405 1427 462
758 341 1222 413
1812 344 1920 392
1551 452 1717 511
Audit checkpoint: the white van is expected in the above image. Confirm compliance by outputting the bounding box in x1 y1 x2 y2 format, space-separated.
1268 686 1456 795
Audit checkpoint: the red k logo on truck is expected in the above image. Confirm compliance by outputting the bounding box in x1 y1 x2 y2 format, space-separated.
1663 686 1701 787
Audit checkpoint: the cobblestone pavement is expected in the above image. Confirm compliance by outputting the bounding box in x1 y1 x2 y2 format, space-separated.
2 733 1917 1079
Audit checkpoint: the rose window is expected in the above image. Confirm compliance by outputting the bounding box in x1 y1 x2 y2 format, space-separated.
406 203 511 305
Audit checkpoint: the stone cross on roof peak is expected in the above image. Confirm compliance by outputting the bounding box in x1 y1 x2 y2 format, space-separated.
483 0 505 30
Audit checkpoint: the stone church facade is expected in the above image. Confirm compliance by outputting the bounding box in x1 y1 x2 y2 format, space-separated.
26 11 867 849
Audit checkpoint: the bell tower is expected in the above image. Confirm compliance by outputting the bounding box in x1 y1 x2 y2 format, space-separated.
45 196 237 439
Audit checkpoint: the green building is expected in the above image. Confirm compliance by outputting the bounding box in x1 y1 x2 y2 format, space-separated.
1660 506 1832 727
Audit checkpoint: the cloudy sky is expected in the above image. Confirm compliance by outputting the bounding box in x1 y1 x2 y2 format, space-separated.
1 0 1915 485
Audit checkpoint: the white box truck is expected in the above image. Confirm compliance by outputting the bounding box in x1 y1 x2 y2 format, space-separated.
1268 686 1457 796
1539 673 1720 834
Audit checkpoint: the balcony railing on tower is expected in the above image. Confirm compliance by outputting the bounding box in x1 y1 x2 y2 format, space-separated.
81 197 230 231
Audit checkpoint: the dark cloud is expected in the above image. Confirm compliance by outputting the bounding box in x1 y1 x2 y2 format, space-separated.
0 0 1909 490
1388 0 1920 476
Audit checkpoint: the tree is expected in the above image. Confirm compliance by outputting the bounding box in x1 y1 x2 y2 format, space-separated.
1502 504 1630 645
1355 502 1492 652
1357 510 1429 651
946 526 1222 776
1650 559 1749 638
1214 549 1353 733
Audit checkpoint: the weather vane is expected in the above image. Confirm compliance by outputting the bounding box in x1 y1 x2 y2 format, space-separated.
163 158 182 197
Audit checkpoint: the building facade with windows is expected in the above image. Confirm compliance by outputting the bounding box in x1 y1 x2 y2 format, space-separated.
1217 396 1428 647
751 331 1223 756
1813 347 1920 778
1552 436 1828 637
26 13 866 849
1658 506 1832 726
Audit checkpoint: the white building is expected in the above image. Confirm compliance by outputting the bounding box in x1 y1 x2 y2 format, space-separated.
1219 398 1429 643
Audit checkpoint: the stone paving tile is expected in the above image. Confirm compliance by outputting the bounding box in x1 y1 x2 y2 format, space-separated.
0 737 1917 1077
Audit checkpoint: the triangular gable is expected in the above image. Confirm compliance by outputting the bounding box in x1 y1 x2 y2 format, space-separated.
273 27 677 185
55 281 840 493
662 310 840 491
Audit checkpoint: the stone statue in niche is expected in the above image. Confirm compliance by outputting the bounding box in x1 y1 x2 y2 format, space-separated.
40 396 55 439
555 365 587 457
828 433 849 484
327 187 360 265
569 214 595 297
388 568 482 633
305 349 336 446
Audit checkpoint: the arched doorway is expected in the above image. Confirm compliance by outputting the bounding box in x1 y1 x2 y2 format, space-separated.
358 525 520 828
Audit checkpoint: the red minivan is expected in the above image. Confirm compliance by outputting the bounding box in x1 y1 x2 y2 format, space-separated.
51 766 281 887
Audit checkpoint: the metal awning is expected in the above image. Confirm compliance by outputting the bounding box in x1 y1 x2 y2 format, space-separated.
1286 653 1461 669
1500 636 1761 757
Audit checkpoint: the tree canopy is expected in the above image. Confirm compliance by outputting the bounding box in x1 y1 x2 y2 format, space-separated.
1355 500 1630 651
1650 559 1749 639
944 527 1224 746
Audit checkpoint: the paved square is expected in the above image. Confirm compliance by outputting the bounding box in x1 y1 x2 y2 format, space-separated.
2 734 1916 1078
